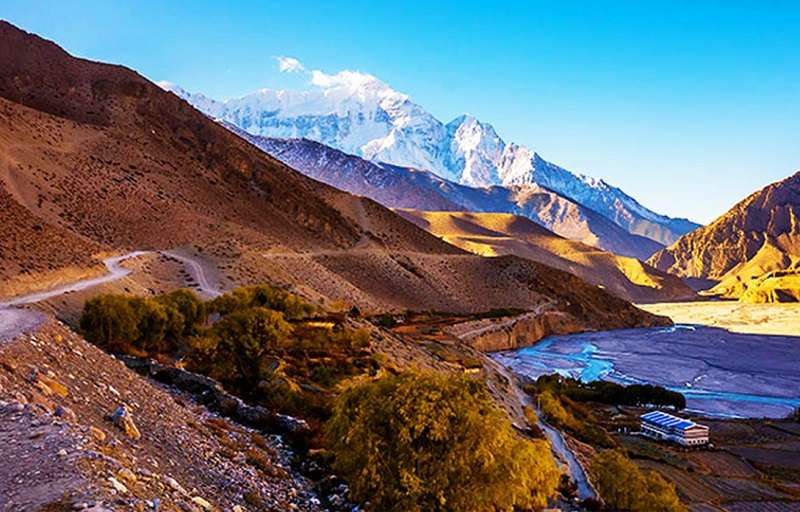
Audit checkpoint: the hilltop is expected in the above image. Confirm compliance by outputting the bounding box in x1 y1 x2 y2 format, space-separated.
649 171 800 301
397 210 696 303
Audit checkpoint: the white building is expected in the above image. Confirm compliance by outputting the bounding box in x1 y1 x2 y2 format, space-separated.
640 410 709 446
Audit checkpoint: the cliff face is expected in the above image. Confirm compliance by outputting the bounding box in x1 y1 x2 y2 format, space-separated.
648 172 800 298
448 309 671 353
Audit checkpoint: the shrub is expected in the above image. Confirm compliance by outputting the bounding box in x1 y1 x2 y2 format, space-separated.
591 449 686 512
79 295 185 354
186 307 292 396
156 289 205 336
326 371 560 511
533 375 686 411
80 295 141 352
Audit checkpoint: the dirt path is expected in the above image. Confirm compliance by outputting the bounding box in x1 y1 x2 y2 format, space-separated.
160 250 221 298
0 251 150 342
0 250 221 342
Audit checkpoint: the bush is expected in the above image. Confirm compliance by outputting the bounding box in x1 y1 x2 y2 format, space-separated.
532 375 686 411
156 289 205 336
80 294 187 354
187 307 292 396
591 449 686 512
80 295 141 352
326 371 560 511
537 390 615 448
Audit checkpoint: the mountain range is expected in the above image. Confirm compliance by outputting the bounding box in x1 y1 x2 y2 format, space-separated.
161 76 700 247
0 20 666 330
236 134 664 261
396 209 696 303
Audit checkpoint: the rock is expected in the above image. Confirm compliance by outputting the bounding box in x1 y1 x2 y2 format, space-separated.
164 476 187 495
109 476 128 493
55 405 77 422
110 405 141 440
190 497 213 510
89 426 107 442
29 391 55 413
58 448 68 456
39 374 70 397
274 413 311 435
117 468 137 484
232 506 245 512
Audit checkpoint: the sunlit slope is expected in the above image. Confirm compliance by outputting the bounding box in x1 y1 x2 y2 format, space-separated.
396 210 696 303
648 171 800 301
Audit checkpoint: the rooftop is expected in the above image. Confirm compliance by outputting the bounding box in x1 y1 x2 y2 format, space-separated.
641 410 708 432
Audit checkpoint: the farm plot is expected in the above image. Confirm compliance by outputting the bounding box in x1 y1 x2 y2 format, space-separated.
636 460 723 503
689 451 759 478
729 446 800 470
701 476 790 502
723 501 800 512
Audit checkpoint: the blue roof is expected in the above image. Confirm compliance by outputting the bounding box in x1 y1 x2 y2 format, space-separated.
641 410 707 432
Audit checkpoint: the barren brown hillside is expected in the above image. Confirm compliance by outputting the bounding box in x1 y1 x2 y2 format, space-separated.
397 210 697 303
0 21 665 330
648 171 800 300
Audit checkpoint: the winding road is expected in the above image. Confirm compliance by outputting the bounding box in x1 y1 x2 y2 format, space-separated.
0 250 220 341
161 250 221 298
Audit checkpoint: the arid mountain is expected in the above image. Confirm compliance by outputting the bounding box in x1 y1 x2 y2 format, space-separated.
396 210 696 303
649 171 800 300
0 21 666 331
236 135 663 261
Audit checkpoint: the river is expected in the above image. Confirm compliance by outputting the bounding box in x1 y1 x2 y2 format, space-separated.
492 325 800 418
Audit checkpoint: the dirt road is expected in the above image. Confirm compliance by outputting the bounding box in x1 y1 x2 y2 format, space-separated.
0 250 221 341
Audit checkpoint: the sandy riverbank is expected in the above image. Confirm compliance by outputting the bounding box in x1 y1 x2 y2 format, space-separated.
639 301 800 337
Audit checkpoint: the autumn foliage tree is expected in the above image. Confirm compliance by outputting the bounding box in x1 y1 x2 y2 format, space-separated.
326 371 560 511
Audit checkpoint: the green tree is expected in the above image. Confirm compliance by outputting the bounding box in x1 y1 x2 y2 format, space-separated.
130 297 169 353
80 295 140 351
591 449 685 512
187 307 292 395
326 371 560 511
156 289 205 336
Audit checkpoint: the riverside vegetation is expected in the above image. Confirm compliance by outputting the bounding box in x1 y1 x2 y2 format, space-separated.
79 286 562 510
525 375 686 511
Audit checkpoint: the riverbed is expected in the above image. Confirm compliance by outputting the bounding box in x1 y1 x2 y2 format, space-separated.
493 325 800 418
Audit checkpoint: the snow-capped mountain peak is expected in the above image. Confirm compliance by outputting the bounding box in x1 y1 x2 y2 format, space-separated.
163 69 699 244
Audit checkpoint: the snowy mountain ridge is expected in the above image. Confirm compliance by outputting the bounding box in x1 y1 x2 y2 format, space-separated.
160 72 699 244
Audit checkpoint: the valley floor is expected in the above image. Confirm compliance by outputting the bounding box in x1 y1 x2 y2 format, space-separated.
639 301 800 337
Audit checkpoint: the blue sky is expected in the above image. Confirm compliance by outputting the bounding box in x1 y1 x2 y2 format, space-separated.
3 1 799 223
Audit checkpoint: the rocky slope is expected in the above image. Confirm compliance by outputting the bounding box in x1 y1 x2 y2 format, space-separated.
0 21 666 329
0 319 320 510
163 77 698 246
237 135 663 260
649 171 800 299
397 210 696 303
